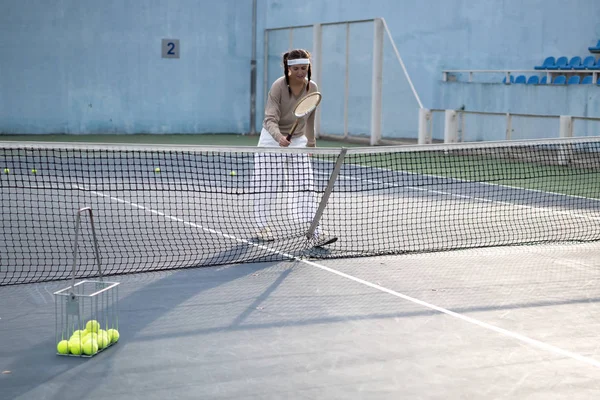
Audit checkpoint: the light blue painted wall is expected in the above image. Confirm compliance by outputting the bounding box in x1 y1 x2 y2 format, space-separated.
0 0 252 134
257 0 600 140
2 0 600 138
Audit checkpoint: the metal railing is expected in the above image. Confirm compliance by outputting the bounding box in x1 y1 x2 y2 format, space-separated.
419 109 600 143
442 69 599 83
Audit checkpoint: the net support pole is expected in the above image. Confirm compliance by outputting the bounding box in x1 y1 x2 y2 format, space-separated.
313 23 322 138
370 18 384 146
444 110 458 143
418 108 432 144
306 148 348 239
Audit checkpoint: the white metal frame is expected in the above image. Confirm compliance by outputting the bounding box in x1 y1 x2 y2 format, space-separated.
442 69 599 84
264 17 422 145
418 108 600 143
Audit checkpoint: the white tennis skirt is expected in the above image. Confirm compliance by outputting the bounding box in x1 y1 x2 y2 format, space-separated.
257 128 307 148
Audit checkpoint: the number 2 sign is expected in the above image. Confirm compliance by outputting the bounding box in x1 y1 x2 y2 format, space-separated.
162 39 180 58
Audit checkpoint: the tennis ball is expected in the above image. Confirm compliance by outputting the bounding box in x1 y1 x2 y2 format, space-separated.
70 329 86 340
82 339 98 356
229 170 237 176
68 338 83 355
31 168 37 174
57 340 69 355
107 329 119 343
154 167 161 173
97 331 110 349
85 320 100 333
82 332 98 344
3 168 9 174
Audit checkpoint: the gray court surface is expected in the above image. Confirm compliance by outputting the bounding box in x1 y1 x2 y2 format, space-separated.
3 242 600 399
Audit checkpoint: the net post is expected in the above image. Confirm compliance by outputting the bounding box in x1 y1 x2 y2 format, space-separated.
306 148 348 239
444 110 459 143
313 23 322 138
418 108 432 144
370 18 384 146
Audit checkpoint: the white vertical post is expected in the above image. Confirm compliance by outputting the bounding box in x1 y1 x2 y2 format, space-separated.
313 23 322 138
289 28 294 50
444 110 458 143
505 113 512 140
418 108 432 144
344 22 350 139
559 115 573 138
263 30 269 133
558 115 573 165
370 18 383 146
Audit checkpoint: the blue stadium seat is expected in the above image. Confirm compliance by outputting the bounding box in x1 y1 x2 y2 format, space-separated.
590 58 600 70
581 75 594 84
547 57 568 70
514 75 526 84
540 76 548 84
526 75 539 84
553 75 567 84
574 56 596 70
588 40 600 53
561 56 581 70
567 75 580 84
502 75 515 84
534 56 555 70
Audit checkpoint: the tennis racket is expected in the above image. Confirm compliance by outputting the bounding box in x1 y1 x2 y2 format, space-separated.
285 92 322 142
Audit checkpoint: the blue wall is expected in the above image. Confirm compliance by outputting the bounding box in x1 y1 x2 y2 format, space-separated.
257 0 600 140
0 0 252 134
2 0 600 138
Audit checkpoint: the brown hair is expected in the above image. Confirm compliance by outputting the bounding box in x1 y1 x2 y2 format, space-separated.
282 49 312 94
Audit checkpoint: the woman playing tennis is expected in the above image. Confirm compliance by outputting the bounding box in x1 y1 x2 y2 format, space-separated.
253 48 336 247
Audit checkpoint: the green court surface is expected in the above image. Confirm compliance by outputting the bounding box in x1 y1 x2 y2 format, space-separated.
345 150 600 200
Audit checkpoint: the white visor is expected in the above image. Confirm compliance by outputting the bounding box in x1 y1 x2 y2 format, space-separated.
287 58 310 66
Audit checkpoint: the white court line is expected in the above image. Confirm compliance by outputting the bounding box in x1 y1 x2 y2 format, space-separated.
76 183 600 369
300 257 600 369
71 184 297 258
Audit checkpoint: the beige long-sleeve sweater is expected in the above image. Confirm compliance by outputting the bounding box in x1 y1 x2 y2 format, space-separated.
263 76 318 146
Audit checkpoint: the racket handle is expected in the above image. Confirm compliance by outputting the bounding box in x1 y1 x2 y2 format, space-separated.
286 120 299 142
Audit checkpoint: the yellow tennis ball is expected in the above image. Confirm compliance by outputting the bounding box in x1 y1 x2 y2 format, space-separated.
31 168 37 174
82 339 98 355
229 170 237 176
97 331 110 349
68 338 83 355
70 329 86 341
154 167 161 173
57 340 69 354
85 320 100 333
107 329 120 343
82 332 98 344
3 168 9 174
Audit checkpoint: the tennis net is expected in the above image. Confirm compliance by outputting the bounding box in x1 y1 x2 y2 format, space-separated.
1 137 600 285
